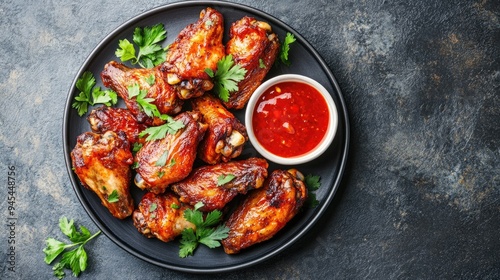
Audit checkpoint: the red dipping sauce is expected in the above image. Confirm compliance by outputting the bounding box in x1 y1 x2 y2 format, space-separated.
252 81 329 158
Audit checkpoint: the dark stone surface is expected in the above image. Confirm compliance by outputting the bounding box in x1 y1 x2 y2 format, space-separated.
0 0 498 279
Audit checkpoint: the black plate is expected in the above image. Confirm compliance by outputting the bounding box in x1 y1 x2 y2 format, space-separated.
63 0 349 273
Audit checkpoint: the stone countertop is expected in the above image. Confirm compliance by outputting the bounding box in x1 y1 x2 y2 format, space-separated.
1 0 498 279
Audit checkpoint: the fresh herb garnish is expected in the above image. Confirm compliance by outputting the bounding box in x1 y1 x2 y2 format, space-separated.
304 174 321 207
115 23 168 68
259 58 266 69
139 118 185 142
279 32 296 66
217 174 236 186
132 143 143 154
72 71 118 116
43 217 101 279
127 83 161 118
149 203 158 212
179 202 229 258
127 83 185 140
145 74 156 86
155 151 169 167
107 190 119 203
205 54 247 102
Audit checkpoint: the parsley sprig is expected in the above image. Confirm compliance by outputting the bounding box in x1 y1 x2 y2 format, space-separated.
304 174 321 207
279 32 296 66
72 71 118 116
205 55 247 102
43 217 101 279
127 83 162 118
126 83 185 141
115 23 168 68
179 202 229 258
139 118 185 142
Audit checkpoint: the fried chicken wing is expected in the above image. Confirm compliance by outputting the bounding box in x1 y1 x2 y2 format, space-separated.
134 111 208 194
191 94 247 164
222 169 307 254
133 191 195 242
70 131 134 219
223 16 280 109
101 61 183 126
87 106 147 145
171 157 268 212
161 7 225 99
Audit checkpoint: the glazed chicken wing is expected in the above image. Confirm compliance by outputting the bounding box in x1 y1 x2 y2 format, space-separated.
133 191 194 242
160 7 225 99
87 106 147 145
101 61 183 126
223 16 280 109
134 111 208 194
171 157 268 212
222 169 307 254
70 131 134 219
191 94 247 164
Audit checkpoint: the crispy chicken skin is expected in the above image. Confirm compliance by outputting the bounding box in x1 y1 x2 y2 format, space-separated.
171 157 268 212
101 61 183 126
134 111 208 194
87 106 147 145
70 131 134 219
223 16 280 109
222 169 307 254
133 191 195 242
160 7 225 99
191 94 248 164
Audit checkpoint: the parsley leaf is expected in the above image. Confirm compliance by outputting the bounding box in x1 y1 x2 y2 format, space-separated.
179 229 198 258
279 32 296 66
72 71 118 116
179 202 229 258
139 118 185 142
304 174 321 207
155 151 169 167
43 217 101 279
107 190 119 203
127 83 159 118
115 23 168 68
259 58 266 69
217 174 236 186
205 54 247 102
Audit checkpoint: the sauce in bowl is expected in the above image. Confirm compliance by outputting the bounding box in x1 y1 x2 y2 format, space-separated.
252 81 330 157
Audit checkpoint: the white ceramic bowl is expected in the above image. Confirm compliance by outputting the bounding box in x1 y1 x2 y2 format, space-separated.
245 74 338 165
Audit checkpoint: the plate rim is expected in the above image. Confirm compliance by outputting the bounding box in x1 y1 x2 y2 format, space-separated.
62 0 350 273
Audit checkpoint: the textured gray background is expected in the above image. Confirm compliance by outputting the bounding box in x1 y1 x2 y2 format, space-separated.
1 0 499 279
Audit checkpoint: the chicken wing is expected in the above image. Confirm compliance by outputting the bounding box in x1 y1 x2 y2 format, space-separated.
134 111 208 194
222 169 307 254
191 94 247 164
133 191 195 242
70 131 134 219
160 7 225 99
171 157 268 212
101 61 183 126
223 16 280 109
87 106 147 145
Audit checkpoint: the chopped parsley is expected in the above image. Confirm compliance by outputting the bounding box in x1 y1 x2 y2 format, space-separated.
107 190 119 203
217 174 236 186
